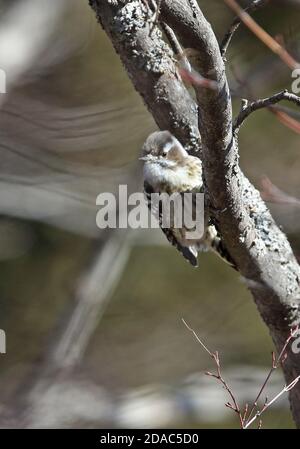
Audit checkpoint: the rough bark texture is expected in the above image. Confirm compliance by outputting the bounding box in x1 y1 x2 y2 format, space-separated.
89 0 300 426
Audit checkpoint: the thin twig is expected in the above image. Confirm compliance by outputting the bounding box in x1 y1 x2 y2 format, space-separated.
244 376 300 429
149 0 163 33
224 0 300 69
220 0 268 58
231 63 300 135
182 319 213 356
161 22 182 56
161 21 192 74
182 319 244 428
160 23 217 89
245 327 299 425
234 90 300 134
183 319 300 429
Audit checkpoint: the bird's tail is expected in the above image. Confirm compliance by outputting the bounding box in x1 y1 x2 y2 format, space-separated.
182 246 198 267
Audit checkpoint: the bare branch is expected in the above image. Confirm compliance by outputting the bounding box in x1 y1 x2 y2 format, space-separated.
224 0 300 69
182 319 244 428
184 320 300 429
220 0 268 58
89 0 201 154
160 22 192 72
245 326 299 425
234 90 300 135
245 376 300 429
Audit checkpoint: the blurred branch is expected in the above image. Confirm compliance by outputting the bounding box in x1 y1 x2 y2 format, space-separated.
260 176 300 207
220 0 268 58
224 0 300 69
48 231 131 371
0 0 69 90
89 0 300 427
5 229 132 427
270 108 300 134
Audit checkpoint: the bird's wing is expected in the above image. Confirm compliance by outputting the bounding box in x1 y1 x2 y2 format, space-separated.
144 181 198 267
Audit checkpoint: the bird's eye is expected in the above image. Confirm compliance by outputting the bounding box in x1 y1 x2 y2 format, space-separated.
162 152 168 158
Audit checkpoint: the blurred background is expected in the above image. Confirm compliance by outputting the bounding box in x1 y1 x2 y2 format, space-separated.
0 0 299 429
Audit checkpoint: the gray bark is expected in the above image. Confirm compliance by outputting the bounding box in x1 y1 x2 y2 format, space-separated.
89 0 300 427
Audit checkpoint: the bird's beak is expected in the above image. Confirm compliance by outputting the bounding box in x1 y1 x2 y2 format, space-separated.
139 155 153 162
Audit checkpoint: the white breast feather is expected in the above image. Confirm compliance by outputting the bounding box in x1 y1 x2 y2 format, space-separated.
144 158 202 191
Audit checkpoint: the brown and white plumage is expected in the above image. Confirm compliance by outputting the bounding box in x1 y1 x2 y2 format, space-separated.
140 130 234 268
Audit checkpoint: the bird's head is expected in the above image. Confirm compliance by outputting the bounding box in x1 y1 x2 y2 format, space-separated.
140 131 188 167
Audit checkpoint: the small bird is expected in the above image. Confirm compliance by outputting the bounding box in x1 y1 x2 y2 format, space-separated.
140 130 234 267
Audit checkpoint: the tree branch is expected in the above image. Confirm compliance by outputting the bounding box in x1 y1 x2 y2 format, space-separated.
234 90 300 135
220 0 268 58
89 0 201 154
89 0 300 427
224 0 300 70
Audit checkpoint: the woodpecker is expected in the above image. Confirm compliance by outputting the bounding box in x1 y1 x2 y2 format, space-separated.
140 130 234 268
